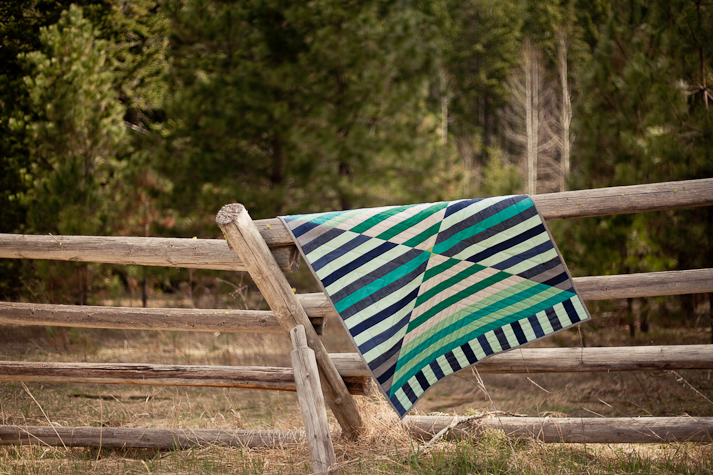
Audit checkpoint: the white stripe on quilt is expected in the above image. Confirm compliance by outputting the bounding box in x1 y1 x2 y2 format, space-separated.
323 243 416 295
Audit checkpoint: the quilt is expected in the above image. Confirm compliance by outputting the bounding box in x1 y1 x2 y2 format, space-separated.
280 196 590 418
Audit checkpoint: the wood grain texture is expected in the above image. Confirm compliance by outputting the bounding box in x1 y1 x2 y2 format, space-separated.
0 234 300 273
405 416 713 443
573 268 713 300
216 179 713 246
330 345 713 376
0 361 371 395
297 268 713 314
290 326 337 474
0 301 325 335
216 203 364 440
0 426 302 448
533 178 713 220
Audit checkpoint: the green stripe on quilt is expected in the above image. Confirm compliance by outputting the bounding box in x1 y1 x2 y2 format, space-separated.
391 287 575 392
433 198 534 255
375 202 448 241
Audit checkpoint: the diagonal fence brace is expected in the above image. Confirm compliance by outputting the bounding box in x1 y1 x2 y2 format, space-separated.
216 203 364 440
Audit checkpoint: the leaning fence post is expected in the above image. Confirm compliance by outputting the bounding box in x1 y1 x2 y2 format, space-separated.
215 203 364 440
290 325 338 474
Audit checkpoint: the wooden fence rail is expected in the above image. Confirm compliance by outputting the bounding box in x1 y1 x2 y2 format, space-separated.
405 416 713 443
2 179 712 271
0 235 300 273
0 361 371 395
1 268 710 333
2 345 709 390
0 301 326 335
2 416 711 448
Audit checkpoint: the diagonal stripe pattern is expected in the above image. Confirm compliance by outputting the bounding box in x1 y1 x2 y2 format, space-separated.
280 196 590 418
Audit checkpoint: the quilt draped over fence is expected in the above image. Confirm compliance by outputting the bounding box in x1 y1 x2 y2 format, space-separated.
280 196 590 418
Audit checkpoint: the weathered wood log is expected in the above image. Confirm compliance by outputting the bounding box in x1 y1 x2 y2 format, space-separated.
0 346 706 392
216 203 364 440
3 268 708 334
329 345 713 376
212 179 713 247
0 361 371 395
3 180 710 267
0 234 300 273
290 326 337 474
573 268 713 300
297 268 713 314
0 426 302 448
404 416 713 443
534 178 713 220
0 301 326 335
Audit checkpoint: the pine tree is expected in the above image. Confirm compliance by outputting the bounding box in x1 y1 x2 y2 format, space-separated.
564 0 713 325
162 0 439 225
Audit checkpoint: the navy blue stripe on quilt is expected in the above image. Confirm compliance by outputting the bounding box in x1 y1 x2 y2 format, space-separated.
370 342 402 374
491 239 555 270
301 226 347 256
329 248 426 303
510 321 529 345
430 360 445 379
310 234 373 272
545 307 563 331
542 272 570 287
390 395 406 415
337 258 429 320
463 223 547 264
356 313 415 355
461 342 478 364
563 298 581 323
445 351 462 372
528 315 545 338
437 196 527 245
350 286 419 339
415 371 430 391
517 256 563 279
494 327 511 350
319 241 399 287
442 199 480 219
443 205 539 257
288 219 323 239
402 383 418 404
478 334 494 355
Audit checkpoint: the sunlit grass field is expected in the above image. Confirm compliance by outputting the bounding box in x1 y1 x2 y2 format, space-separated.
0 287 711 474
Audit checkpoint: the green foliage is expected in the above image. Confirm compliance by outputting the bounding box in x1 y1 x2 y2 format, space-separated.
432 0 523 165
12 4 128 235
560 0 713 323
162 0 443 227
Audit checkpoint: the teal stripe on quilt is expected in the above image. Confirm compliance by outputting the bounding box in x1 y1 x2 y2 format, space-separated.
318 207 376 229
375 202 448 241
406 270 510 332
349 204 419 234
401 222 441 248
323 242 415 294
334 251 430 314
391 289 575 393
402 279 560 357
412 260 488 310
433 198 534 255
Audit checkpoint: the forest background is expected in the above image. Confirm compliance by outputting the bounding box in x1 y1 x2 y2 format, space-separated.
0 0 711 335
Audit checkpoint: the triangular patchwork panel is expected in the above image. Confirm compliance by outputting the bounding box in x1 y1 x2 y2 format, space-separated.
281 196 590 418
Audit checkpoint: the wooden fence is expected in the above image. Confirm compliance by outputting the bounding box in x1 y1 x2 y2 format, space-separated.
1 178 713 455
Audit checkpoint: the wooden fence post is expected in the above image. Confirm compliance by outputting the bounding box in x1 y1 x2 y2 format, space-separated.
216 203 364 440
290 325 338 474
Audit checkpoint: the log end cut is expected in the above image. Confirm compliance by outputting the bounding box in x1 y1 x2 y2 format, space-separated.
215 204 247 225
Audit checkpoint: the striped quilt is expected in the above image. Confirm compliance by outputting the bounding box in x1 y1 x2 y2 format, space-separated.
280 196 590 418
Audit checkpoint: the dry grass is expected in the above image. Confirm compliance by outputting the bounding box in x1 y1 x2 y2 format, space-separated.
0 290 711 473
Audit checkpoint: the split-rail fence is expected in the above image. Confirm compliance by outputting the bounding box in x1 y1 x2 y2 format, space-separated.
1 178 713 470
